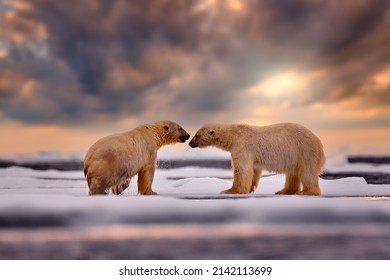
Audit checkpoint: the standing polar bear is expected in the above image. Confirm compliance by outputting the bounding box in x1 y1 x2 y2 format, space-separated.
189 123 325 195
84 120 190 195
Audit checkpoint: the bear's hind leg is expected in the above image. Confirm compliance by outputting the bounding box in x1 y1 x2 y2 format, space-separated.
300 175 321 196
111 180 130 195
275 173 301 195
88 177 108 195
137 167 157 195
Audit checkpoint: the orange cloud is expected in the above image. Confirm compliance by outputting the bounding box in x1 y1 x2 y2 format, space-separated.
1 10 47 43
0 70 27 100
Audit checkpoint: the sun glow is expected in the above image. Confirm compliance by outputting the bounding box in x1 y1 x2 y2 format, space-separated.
247 72 304 99
248 69 326 100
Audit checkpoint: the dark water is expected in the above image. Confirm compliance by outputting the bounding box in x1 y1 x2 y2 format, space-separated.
1 226 390 260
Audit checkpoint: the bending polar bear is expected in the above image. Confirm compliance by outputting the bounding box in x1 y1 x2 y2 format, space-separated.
189 123 325 195
84 120 190 195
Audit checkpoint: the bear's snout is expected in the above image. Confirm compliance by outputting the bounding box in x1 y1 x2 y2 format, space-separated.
180 132 190 143
189 137 198 148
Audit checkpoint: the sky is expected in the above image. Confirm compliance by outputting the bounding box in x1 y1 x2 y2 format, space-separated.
0 0 389 156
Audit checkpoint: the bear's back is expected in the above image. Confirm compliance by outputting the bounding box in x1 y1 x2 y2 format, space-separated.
230 123 324 171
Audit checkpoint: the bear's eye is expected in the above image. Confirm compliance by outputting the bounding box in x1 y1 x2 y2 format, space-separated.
179 127 183 131
209 130 214 135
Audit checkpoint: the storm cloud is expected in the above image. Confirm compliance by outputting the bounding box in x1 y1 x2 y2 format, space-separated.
0 0 389 127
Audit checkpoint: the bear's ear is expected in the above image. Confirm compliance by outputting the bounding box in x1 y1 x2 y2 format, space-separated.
209 129 215 135
164 125 169 131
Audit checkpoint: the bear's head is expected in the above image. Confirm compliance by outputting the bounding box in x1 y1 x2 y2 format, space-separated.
160 120 190 145
188 124 218 148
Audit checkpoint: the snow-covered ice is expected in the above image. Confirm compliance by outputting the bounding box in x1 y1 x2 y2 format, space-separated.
1 156 390 259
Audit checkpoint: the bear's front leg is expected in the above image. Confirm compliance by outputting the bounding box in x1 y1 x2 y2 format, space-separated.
137 166 157 195
221 158 253 194
249 168 261 193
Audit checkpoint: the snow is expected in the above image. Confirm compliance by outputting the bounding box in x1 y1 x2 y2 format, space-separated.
0 161 389 229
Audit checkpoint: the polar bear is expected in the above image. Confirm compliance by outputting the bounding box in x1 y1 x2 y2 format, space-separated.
189 123 325 195
84 120 190 195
